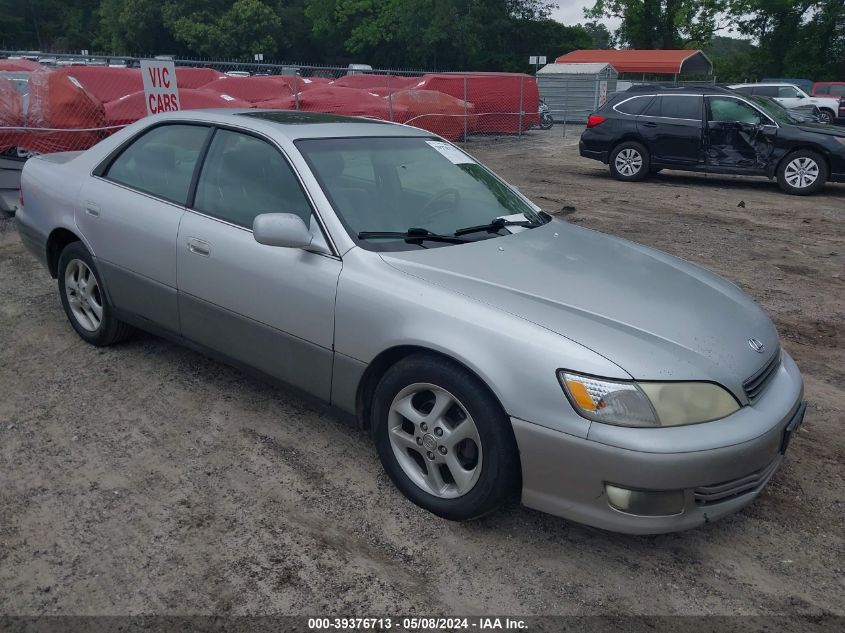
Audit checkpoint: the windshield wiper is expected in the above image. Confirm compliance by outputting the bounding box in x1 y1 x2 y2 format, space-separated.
453 217 542 237
357 227 470 244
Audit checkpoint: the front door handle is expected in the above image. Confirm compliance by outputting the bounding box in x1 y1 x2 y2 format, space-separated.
642 121 658 128
187 237 210 257
84 201 100 217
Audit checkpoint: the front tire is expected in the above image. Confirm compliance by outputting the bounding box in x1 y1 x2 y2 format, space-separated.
776 150 827 195
817 109 834 124
57 241 133 346
609 142 650 181
371 354 520 521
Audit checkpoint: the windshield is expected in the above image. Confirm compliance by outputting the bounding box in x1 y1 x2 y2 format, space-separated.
748 95 801 125
296 136 546 251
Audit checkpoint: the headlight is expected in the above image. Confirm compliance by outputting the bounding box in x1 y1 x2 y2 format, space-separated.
558 371 740 427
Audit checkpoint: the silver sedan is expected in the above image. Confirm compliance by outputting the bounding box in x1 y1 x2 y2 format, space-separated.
16 110 805 534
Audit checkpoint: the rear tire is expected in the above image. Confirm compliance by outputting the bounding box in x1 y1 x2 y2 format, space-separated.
57 241 133 346
776 150 827 195
371 354 520 521
609 142 650 181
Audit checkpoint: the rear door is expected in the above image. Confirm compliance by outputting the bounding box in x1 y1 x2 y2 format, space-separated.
704 96 776 170
176 127 341 400
79 123 212 332
637 95 704 165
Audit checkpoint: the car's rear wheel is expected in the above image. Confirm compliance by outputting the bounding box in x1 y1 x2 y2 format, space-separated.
58 241 133 346
817 109 834 124
776 150 827 195
609 142 650 181
371 354 520 521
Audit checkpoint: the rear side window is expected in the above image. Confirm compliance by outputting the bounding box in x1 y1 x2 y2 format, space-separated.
733 86 754 95
642 96 702 120
193 129 313 228
106 124 210 205
659 96 702 120
615 96 653 115
752 86 778 97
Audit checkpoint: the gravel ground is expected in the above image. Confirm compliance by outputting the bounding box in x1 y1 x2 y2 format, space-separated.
1 129 843 617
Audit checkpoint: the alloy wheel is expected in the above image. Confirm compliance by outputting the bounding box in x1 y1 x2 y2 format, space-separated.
784 157 820 189
64 259 103 332
615 148 643 176
387 383 483 499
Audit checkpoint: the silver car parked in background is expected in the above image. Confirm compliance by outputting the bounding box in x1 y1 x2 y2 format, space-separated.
16 110 806 534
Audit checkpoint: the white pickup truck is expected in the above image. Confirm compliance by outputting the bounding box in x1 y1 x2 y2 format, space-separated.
730 83 841 124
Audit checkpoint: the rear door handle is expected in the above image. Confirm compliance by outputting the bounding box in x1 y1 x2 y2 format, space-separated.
187 237 210 257
84 201 100 217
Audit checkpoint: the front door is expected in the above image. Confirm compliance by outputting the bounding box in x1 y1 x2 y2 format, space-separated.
176 128 341 400
704 96 776 170
78 123 212 332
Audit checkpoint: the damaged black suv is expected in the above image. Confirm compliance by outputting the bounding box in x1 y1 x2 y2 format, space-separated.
579 85 845 195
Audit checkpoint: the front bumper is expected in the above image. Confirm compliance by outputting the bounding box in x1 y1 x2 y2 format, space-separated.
512 353 805 534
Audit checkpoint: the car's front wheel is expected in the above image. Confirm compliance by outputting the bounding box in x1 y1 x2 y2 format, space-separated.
776 150 827 195
371 354 520 521
58 241 133 346
817 109 835 124
609 142 650 181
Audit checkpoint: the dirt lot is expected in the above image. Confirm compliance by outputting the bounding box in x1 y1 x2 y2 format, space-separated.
1 129 843 617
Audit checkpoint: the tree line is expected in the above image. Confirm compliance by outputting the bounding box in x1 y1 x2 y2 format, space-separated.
2 0 843 80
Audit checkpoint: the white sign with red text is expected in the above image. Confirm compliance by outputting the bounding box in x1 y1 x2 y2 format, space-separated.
141 59 180 116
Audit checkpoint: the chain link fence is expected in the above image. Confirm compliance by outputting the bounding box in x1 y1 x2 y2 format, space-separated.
0 52 555 162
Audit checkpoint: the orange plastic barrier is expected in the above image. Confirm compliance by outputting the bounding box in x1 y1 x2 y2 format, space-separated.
175 67 224 89
199 76 294 103
370 88 476 141
0 77 24 152
255 85 410 121
23 69 105 153
105 89 253 126
54 66 142 104
413 73 539 133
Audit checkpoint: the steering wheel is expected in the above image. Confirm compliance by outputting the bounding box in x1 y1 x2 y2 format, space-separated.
419 188 461 222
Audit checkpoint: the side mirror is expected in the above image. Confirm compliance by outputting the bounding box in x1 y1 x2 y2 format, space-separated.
795 94 805 99
253 213 313 249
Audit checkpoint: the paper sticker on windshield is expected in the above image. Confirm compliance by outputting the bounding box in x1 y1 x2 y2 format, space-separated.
425 140 475 165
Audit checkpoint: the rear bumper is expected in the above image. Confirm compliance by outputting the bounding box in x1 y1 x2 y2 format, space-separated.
15 213 49 268
579 140 608 163
513 353 805 534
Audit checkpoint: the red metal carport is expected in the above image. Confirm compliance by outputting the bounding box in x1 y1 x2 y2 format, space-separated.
554 50 713 76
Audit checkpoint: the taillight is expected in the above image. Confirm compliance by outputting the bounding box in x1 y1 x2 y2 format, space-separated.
586 114 606 128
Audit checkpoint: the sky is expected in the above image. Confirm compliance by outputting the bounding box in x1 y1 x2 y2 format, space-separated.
550 2 622 30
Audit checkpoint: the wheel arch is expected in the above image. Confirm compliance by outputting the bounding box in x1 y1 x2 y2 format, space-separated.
775 145 831 178
46 227 83 278
355 345 511 434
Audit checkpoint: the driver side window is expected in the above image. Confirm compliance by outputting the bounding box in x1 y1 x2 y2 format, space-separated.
193 129 312 229
707 97 763 125
778 86 800 98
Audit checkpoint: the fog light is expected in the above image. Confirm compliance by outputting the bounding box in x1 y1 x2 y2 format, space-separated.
605 484 685 516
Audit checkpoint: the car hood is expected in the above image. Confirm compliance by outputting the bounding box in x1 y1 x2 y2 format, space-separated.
796 122 845 137
380 220 778 396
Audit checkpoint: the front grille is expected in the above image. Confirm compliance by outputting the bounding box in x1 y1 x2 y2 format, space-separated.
743 348 781 403
694 459 780 506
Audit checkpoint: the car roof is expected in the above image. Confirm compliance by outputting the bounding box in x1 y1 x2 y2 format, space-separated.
623 83 733 95
143 109 433 141
730 82 800 88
